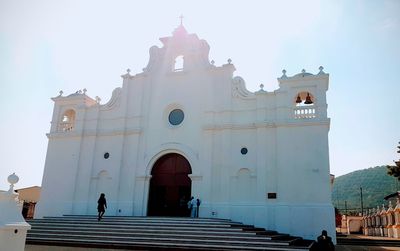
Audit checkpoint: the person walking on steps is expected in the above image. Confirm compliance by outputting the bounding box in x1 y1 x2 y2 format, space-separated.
97 193 107 221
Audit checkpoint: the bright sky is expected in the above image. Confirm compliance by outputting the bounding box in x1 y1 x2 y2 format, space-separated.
0 0 399 190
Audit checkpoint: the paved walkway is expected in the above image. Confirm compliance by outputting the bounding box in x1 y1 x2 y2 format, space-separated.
336 246 400 251
336 234 400 251
344 234 400 241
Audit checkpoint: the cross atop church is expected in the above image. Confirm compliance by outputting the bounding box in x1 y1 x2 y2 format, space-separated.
179 15 184 25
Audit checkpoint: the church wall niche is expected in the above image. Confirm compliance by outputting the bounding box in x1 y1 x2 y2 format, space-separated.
229 168 257 224
230 168 256 202
88 170 112 215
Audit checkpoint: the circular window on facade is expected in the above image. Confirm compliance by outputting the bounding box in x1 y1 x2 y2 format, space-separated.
241 147 248 155
104 152 110 159
168 109 184 126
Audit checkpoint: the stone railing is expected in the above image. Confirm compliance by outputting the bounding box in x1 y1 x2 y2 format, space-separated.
59 122 74 132
362 198 400 238
293 106 316 119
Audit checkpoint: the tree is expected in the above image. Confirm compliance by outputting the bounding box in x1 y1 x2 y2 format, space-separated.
387 142 400 180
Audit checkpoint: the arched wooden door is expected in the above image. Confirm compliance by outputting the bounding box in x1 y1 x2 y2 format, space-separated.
147 153 192 216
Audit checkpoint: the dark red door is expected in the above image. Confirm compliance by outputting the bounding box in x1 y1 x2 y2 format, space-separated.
147 153 192 216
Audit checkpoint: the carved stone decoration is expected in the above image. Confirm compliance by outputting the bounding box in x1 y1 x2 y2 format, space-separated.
197 39 212 67
144 46 163 72
100 87 122 111
232 76 254 99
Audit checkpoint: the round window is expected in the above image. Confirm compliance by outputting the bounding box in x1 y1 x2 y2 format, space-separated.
168 109 184 126
104 152 110 159
241 148 248 155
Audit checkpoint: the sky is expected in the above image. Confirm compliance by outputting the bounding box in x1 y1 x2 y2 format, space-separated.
0 0 399 190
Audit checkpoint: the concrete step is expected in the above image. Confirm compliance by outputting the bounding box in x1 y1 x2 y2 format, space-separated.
27 227 257 238
28 222 246 233
26 216 314 250
43 215 236 223
60 215 236 223
29 220 234 229
27 229 298 244
27 237 312 251
28 225 256 236
27 232 296 246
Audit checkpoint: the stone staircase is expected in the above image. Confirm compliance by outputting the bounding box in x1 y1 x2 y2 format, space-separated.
26 216 315 250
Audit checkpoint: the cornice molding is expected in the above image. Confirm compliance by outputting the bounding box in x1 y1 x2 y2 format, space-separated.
47 127 142 139
202 119 330 131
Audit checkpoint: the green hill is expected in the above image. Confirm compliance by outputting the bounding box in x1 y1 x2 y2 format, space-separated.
332 166 399 213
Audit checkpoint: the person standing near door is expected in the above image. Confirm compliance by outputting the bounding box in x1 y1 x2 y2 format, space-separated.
97 193 107 221
189 197 197 217
196 198 201 218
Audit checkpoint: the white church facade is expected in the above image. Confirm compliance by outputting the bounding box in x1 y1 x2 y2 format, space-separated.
36 24 335 241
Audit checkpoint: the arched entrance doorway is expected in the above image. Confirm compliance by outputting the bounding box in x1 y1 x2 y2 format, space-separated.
147 153 192 216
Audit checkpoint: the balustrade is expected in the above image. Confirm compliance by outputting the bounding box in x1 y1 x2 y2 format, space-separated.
294 106 316 119
59 122 74 132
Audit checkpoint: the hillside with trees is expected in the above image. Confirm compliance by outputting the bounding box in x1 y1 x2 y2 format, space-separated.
332 166 399 214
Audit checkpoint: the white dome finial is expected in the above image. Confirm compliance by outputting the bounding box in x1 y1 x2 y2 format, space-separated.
7 172 19 192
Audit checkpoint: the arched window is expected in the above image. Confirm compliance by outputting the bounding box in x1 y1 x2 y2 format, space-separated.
174 55 184 71
294 91 315 106
293 92 316 119
59 109 75 132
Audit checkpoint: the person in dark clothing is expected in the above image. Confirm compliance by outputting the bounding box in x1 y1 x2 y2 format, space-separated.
97 193 107 221
316 230 334 251
196 198 201 218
